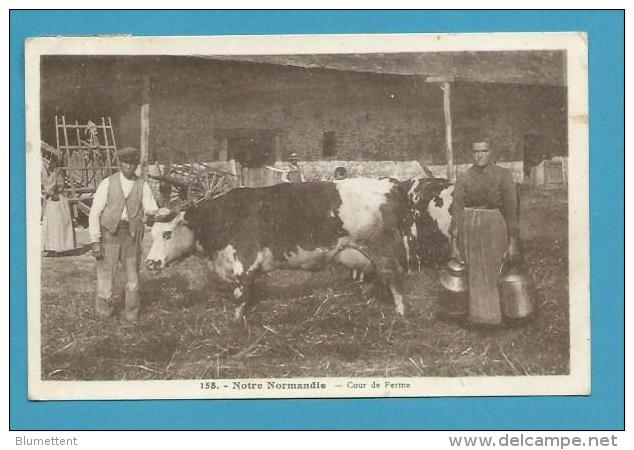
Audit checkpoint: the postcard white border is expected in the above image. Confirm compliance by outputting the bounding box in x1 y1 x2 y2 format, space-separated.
25 32 589 400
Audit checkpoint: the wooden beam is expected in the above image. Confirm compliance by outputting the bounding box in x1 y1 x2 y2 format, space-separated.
425 75 455 83
440 81 455 182
140 76 150 180
61 116 77 215
425 75 456 180
101 117 110 180
108 116 118 173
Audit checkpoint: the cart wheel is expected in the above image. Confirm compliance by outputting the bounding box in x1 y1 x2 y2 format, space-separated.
188 170 230 203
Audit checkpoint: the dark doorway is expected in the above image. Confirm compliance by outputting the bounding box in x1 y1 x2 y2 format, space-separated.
216 129 281 187
228 135 276 169
523 133 548 176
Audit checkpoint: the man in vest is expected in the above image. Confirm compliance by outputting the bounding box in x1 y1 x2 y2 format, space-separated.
88 147 158 321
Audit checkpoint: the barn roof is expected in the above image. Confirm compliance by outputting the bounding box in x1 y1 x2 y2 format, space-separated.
196 51 566 86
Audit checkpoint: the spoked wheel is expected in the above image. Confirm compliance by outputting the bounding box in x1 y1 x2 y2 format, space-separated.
153 162 235 210
188 170 230 204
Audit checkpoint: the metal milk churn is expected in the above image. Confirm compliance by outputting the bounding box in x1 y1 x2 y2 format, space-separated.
499 260 536 319
439 259 469 315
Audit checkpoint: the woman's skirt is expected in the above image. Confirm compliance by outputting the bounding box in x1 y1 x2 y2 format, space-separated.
458 207 508 325
42 195 76 252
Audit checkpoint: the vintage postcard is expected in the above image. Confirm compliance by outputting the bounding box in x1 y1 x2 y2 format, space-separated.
26 32 589 400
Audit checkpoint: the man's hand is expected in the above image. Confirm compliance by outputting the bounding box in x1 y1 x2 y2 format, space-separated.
144 213 155 227
91 242 104 260
506 236 520 263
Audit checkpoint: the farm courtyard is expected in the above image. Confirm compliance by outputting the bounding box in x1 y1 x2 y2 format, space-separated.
40 187 569 380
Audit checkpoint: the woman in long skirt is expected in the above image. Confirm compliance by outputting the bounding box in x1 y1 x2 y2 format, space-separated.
42 161 75 255
448 142 520 325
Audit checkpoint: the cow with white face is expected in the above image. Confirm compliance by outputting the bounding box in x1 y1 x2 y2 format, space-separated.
146 178 408 319
146 210 198 272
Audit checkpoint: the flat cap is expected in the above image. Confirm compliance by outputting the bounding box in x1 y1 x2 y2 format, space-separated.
118 147 140 164
472 142 490 151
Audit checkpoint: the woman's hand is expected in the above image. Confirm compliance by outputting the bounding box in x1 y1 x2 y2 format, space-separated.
507 236 520 263
91 242 104 260
450 236 464 264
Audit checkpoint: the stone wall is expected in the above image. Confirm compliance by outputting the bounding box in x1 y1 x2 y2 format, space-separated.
270 160 426 182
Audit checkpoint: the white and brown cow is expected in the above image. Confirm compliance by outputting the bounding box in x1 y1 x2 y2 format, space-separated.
146 178 409 319
399 177 454 271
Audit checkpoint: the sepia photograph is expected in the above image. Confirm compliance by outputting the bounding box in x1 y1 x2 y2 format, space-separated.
25 33 590 400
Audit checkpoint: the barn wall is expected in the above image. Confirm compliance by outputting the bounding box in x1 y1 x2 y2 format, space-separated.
42 57 567 169
40 56 144 148
450 82 568 167
117 107 141 151
138 62 447 163
134 61 567 167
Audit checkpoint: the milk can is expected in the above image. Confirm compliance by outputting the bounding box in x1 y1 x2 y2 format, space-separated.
439 259 469 316
499 260 536 319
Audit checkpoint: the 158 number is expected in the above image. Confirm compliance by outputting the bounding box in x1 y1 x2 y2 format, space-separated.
200 381 218 390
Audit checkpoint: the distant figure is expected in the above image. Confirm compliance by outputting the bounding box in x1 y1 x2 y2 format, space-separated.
333 166 348 180
282 152 305 183
42 158 75 255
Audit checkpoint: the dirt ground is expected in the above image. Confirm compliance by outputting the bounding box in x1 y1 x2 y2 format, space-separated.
40 187 569 380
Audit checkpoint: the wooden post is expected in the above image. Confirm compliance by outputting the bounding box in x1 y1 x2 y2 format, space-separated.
101 117 109 180
140 75 150 180
55 115 61 173
425 75 456 182
440 81 455 182
60 115 78 218
74 120 85 185
108 117 117 175
274 132 281 162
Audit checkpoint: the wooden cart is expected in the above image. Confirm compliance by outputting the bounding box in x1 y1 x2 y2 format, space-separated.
149 161 236 210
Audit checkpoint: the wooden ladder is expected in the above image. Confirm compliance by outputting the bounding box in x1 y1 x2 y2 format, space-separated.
55 115 119 216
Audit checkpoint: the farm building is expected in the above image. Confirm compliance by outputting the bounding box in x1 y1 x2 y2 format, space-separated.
38 50 574 382
40 52 567 186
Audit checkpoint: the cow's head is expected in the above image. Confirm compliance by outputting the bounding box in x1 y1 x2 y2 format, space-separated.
146 208 196 272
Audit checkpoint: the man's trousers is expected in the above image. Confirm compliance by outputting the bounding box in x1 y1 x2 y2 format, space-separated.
95 223 143 321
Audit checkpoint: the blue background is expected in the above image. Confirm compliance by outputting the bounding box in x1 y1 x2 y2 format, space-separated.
9 10 624 430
